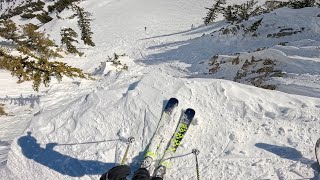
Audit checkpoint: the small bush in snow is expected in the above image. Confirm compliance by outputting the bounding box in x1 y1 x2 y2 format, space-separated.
0 104 8 116
20 13 37 19
107 53 128 71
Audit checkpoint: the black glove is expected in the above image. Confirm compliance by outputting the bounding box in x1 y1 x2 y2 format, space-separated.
100 165 131 180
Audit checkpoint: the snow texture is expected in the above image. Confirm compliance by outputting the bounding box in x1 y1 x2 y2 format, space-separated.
0 0 320 179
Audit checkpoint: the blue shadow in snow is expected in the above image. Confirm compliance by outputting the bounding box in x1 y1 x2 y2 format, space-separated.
255 143 312 164
256 143 320 179
18 132 114 177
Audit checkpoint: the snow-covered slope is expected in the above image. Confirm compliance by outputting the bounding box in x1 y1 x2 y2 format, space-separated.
0 0 320 179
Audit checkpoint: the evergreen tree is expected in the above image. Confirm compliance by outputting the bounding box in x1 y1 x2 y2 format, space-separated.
204 0 226 25
36 12 53 24
48 0 79 13
223 6 238 22
76 6 95 46
0 20 91 91
237 0 262 22
0 19 19 41
223 0 263 23
264 0 288 12
60 27 83 56
0 49 90 91
18 23 62 59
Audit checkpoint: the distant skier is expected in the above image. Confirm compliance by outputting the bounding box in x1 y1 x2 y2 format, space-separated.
144 27 147 31
100 164 164 180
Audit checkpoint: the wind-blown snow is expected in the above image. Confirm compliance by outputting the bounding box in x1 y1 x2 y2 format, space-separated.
0 0 320 179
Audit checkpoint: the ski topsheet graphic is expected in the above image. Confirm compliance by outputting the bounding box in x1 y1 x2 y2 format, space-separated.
316 138 320 167
158 108 195 169
142 98 179 168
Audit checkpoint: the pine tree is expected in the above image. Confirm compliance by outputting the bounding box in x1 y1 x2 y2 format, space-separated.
204 0 226 25
36 12 53 24
18 23 62 59
48 0 79 13
0 20 91 91
264 1 288 12
0 49 90 91
76 6 95 46
237 0 261 22
224 0 263 23
223 6 238 22
60 27 83 56
0 19 19 41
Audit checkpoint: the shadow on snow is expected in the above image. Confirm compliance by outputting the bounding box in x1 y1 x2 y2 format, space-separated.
0 94 40 108
18 132 114 177
255 143 320 179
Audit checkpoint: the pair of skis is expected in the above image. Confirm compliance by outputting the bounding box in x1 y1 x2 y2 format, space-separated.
142 98 196 178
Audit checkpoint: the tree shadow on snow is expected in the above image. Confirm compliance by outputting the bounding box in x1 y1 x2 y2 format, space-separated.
18 132 114 177
0 94 40 108
255 143 320 179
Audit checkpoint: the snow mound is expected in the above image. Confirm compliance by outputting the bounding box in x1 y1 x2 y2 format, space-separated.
3 70 320 179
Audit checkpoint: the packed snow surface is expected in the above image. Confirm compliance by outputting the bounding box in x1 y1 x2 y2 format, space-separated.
0 0 320 179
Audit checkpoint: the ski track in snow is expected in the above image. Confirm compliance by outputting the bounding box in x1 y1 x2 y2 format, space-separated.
0 0 320 179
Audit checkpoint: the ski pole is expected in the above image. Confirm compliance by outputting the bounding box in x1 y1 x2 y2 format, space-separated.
121 136 135 165
192 149 200 180
316 138 320 166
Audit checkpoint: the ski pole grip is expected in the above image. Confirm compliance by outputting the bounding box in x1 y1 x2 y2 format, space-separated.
128 137 135 144
192 149 200 155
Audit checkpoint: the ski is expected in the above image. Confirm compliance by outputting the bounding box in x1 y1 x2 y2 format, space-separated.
316 138 320 167
141 98 179 169
154 108 195 177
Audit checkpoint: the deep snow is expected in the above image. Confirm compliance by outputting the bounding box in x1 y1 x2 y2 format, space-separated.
0 0 320 179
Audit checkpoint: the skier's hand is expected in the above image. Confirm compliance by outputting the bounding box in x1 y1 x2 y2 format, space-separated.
46 143 58 149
